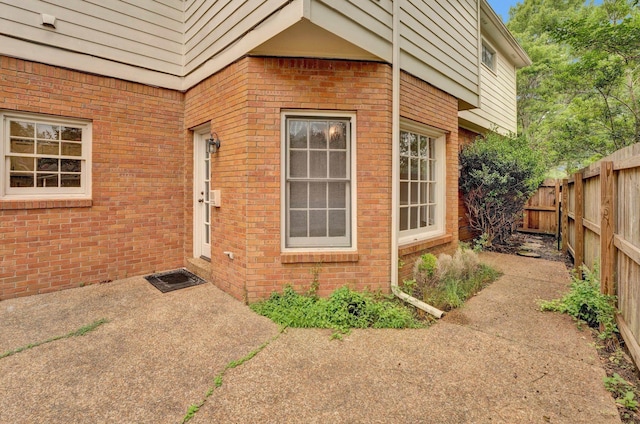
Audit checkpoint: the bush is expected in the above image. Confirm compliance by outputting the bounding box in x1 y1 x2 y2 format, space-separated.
459 131 545 246
540 263 618 340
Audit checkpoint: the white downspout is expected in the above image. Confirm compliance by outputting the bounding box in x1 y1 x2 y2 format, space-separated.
390 0 444 319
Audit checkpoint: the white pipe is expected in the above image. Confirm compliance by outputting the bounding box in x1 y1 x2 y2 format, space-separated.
389 0 444 319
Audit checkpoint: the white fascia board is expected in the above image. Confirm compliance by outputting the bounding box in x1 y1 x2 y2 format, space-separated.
0 35 182 90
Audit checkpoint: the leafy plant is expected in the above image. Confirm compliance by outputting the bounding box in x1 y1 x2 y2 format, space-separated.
459 131 545 246
540 263 618 340
604 373 639 411
250 286 424 336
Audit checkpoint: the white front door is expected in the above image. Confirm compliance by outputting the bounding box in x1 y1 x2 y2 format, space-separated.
193 126 211 260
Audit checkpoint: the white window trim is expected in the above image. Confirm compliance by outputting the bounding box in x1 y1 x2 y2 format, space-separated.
280 110 357 252
481 40 497 74
1 111 92 200
398 118 446 247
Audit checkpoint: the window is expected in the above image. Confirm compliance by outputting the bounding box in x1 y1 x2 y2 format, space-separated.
283 112 354 249
1 112 91 199
399 120 445 244
482 42 496 72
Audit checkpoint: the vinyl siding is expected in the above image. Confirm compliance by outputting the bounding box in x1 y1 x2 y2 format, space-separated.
459 47 518 134
0 0 183 75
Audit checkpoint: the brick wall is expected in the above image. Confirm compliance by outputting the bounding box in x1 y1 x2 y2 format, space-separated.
0 56 185 299
458 127 480 242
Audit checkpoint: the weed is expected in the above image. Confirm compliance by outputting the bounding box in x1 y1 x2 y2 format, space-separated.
540 262 618 340
0 318 108 360
250 286 424 335
604 373 639 411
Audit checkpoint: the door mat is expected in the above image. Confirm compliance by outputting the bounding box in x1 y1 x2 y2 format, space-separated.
144 269 206 293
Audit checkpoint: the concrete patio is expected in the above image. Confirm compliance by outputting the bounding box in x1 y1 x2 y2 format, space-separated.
0 253 621 423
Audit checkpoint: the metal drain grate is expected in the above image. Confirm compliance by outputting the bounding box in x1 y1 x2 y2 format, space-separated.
144 269 206 293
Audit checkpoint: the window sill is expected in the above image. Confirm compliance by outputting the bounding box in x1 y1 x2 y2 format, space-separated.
0 199 92 210
281 251 359 264
398 234 453 256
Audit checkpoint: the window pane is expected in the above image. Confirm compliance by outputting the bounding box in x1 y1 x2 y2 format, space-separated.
429 138 435 158
38 158 58 171
205 182 209 200
329 182 346 208
420 206 428 228
400 182 409 206
420 159 428 181
411 182 419 204
61 159 81 172
429 182 436 203
419 135 428 158
10 174 34 187
37 124 59 140
11 121 35 137
290 182 308 208
10 156 34 171
329 210 346 237
289 120 307 148
309 151 327 178
410 158 419 180
289 151 307 178
61 127 82 141
37 141 59 155
61 142 82 156
329 151 346 178
309 210 327 237
410 206 419 229
429 205 436 225
290 211 307 237
309 122 327 149
400 156 409 180
10 139 34 154
400 207 409 231
429 159 436 181
37 173 58 187
309 182 326 208
410 132 418 157
420 182 428 204
61 174 81 187
329 121 346 149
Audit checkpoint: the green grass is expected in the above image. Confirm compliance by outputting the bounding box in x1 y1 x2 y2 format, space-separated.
0 318 108 360
250 286 425 336
418 264 501 311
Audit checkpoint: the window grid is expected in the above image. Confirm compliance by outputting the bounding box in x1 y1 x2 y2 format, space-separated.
399 130 437 233
482 43 496 71
5 117 85 192
286 117 351 248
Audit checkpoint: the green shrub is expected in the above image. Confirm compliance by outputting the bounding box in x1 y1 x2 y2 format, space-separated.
250 286 425 335
540 263 618 340
459 132 545 246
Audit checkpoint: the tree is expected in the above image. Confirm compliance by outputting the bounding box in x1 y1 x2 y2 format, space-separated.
459 132 545 246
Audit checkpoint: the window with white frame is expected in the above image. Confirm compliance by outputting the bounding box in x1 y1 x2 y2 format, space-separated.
283 113 353 249
1 112 91 199
482 42 496 72
399 120 445 243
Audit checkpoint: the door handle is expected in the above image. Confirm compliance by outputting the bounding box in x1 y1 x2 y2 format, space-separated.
198 199 204 203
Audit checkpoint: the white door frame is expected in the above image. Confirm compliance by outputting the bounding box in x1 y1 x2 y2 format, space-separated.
193 124 211 260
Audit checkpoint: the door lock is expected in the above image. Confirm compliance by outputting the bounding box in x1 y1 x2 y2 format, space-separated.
198 199 204 203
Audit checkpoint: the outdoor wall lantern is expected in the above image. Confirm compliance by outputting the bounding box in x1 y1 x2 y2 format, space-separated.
207 132 221 154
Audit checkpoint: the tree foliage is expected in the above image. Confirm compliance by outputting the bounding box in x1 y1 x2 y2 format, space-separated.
508 0 640 172
459 132 545 246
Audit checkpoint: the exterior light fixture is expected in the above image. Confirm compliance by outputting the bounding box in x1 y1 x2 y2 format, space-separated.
207 132 221 154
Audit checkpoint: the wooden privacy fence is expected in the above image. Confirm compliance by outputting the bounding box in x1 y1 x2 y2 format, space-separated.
519 179 561 236
562 143 640 367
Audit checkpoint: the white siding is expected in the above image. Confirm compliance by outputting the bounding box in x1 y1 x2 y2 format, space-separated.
183 0 292 75
0 0 183 75
459 47 518 134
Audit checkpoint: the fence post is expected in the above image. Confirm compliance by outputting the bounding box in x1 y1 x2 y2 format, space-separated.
574 172 584 273
600 161 615 295
561 179 569 253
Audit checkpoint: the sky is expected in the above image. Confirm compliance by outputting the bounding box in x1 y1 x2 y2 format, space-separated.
487 0 520 22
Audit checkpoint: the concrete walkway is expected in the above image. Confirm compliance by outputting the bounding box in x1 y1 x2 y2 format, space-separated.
0 253 620 423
